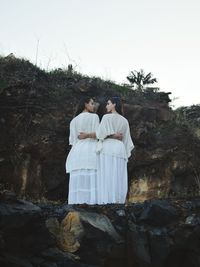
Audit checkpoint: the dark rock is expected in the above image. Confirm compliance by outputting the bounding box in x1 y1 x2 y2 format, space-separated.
185 214 200 226
139 200 178 226
116 209 126 217
148 228 171 267
0 253 33 267
0 199 41 229
0 199 200 267
127 222 151 267
45 210 124 266
41 262 58 267
30 256 46 266
0 190 17 202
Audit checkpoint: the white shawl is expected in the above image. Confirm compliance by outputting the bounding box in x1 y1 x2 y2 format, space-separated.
96 113 134 159
66 112 99 172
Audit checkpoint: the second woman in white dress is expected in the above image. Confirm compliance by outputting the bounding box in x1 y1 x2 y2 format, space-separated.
96 97 134 204
65 97 99 204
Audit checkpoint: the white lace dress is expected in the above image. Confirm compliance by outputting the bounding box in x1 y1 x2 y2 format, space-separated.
96 113 134 204
65 112 99 204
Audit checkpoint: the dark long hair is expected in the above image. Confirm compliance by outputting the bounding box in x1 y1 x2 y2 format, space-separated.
75 96 94 116
109 97 123 115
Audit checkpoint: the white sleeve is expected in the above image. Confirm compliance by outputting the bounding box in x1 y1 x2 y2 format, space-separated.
123 121 134 158
69 119 77 146
96 115 115 140
94 114 100 131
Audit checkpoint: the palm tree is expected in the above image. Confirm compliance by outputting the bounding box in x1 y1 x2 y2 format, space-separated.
127 69 157 90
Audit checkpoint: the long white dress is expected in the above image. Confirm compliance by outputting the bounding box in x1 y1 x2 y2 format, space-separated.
65 112 99 204
96 113 134 204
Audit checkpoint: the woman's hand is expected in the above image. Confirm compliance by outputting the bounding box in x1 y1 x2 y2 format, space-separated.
78 132 96 139
78 132 89 139
109 133 123 140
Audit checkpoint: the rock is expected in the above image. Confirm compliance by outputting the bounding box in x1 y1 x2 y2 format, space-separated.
40 247 80 266
46 217 61 238
127 222 151 266
30 256 46 266
40 262 58 267
148 228 172 267
0 233 4 249
0 190 17 202
0 253 33 267
53 202 75 217
185 214 200 226
46 211 123 254
139 200 178 226
116 209 126 217
0 199 41 228
1 199 200 267
77 211 123 242
46 214 82 253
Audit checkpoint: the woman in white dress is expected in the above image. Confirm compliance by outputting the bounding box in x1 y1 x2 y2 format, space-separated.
65 97 99 204
96 97 134 204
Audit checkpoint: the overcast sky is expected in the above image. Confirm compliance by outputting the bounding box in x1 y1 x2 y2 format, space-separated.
1 0 200 108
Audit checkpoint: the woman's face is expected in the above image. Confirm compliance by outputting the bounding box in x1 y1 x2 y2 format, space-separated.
85 99 95 112
106 100 116 113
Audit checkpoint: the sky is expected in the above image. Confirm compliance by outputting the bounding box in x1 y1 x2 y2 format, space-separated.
1 0 200 108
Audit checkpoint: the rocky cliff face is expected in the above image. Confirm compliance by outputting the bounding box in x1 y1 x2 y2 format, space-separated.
1 192 200 267
0 55 200 202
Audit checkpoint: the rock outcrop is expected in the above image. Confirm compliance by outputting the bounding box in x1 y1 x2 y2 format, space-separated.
1 192 200 267
0 55 200 202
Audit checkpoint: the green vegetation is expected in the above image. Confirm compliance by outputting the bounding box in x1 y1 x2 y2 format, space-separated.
175 105 200 139
127 69 158 91
0 55 170 103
